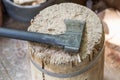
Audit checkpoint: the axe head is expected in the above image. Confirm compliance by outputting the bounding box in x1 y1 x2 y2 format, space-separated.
54 19 85 53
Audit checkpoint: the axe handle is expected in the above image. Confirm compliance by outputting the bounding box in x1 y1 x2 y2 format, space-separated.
0 27 62 46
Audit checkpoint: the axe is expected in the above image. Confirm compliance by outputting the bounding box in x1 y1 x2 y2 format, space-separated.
0 19 85 53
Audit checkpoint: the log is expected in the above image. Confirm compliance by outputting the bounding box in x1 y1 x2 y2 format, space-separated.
28 3 104 80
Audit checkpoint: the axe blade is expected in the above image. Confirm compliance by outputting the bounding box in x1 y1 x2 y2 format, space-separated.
58 19 85 53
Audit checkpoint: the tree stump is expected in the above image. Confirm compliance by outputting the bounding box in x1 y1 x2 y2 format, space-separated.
28 3 104 80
